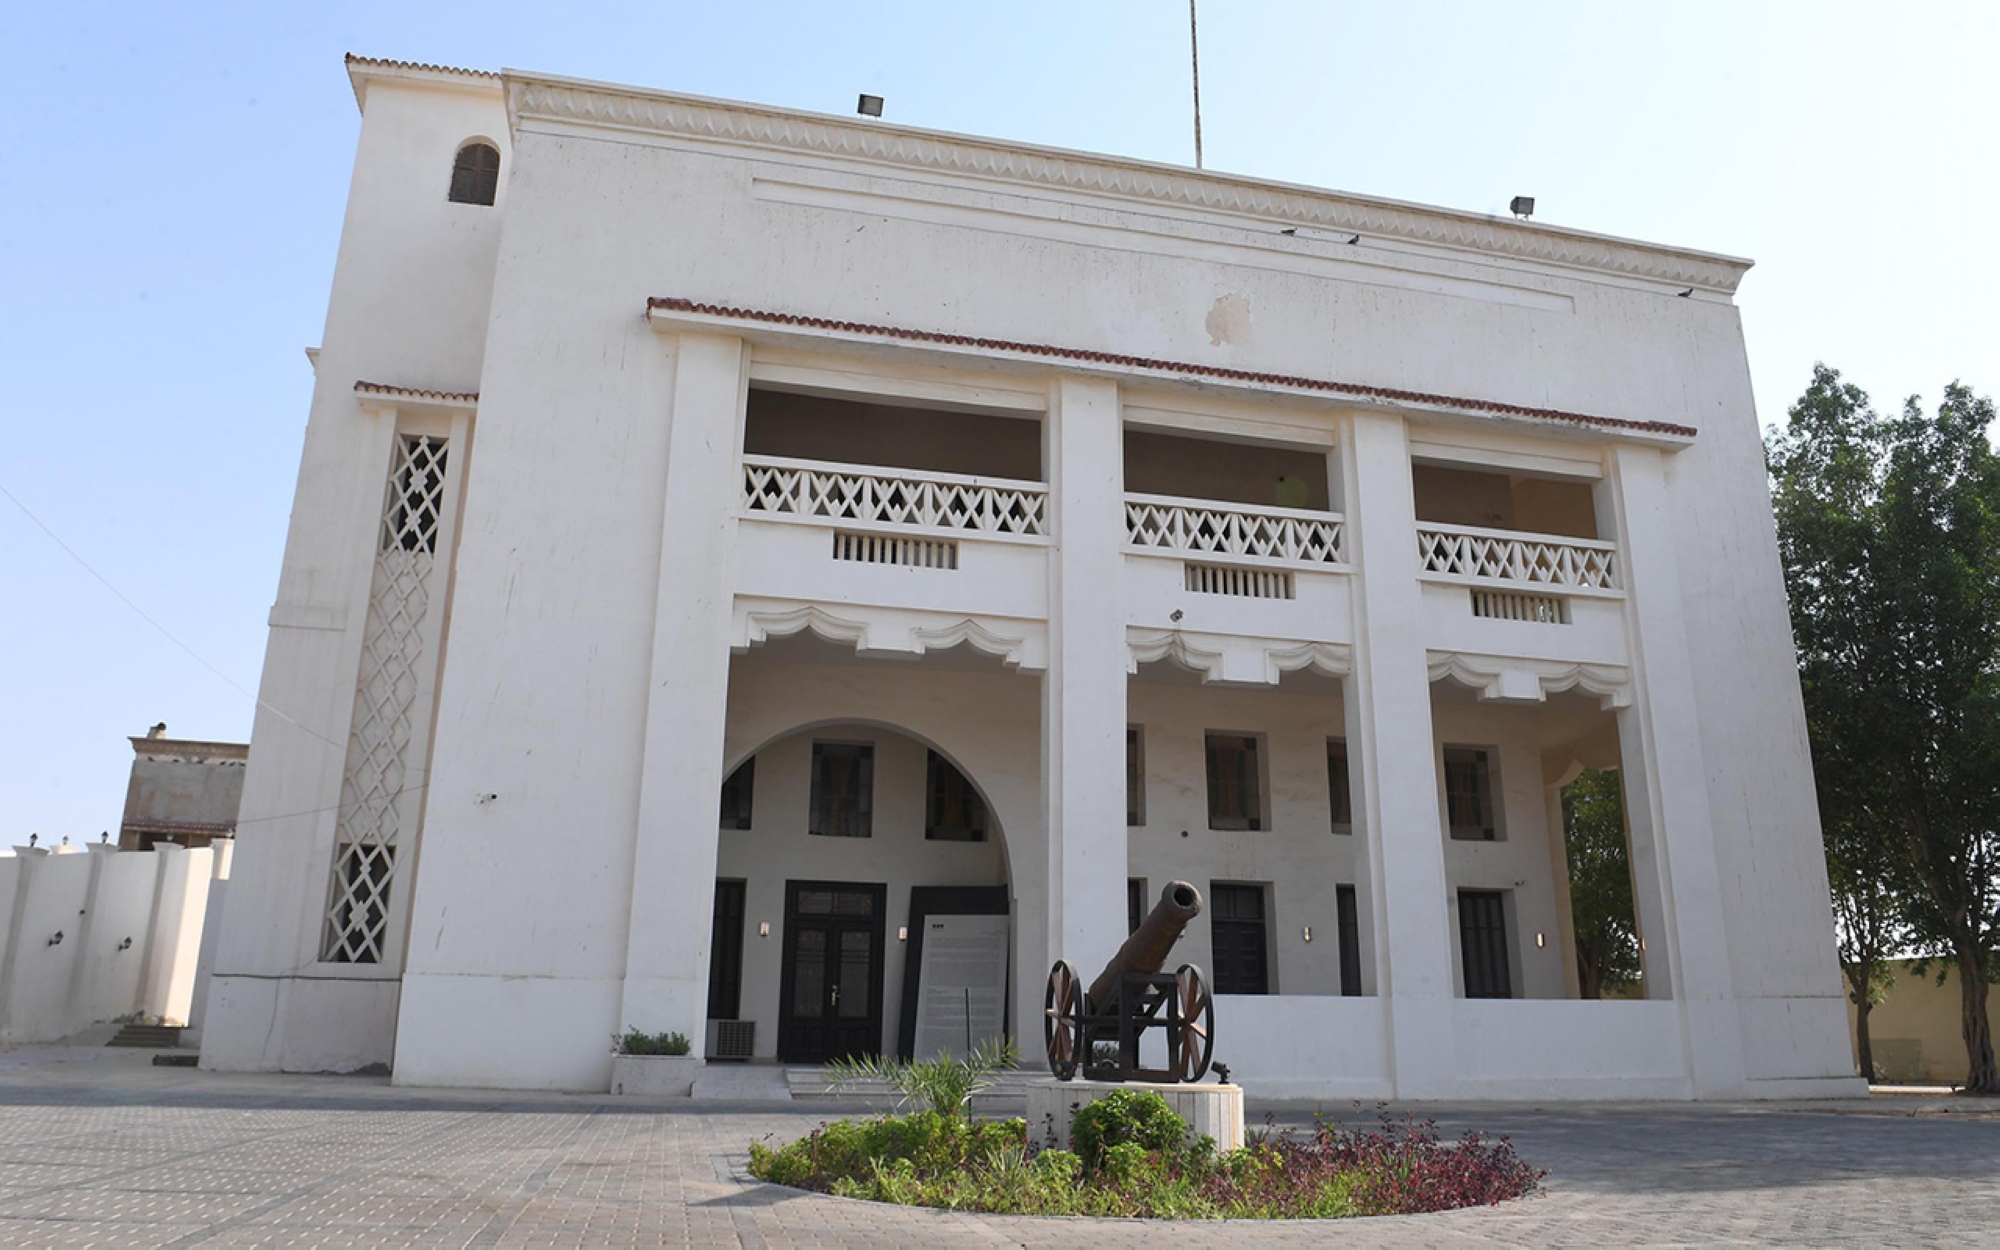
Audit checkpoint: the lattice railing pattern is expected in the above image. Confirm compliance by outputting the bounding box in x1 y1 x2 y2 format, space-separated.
323 434 448 965
743 456 1046 537
1417 523 1619 592
1125 494 1345 565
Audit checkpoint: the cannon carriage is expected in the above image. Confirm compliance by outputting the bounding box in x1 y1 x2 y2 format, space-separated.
1043 880 1216 1083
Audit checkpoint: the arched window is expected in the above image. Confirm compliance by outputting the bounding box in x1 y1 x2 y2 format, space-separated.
447 142 500 206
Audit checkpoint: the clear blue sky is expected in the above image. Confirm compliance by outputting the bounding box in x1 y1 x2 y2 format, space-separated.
2 1 1995 844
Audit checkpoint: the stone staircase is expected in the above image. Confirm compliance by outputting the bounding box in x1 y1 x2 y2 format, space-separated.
106 1023 184 1049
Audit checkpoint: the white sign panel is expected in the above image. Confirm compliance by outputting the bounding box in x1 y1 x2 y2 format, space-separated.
912 913 1011 1061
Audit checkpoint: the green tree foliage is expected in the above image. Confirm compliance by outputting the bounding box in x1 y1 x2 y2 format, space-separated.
1768 365 2000 1093
1560 769 1642 999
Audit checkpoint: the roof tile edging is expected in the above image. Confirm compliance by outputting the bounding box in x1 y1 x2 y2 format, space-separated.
353 381 481 404
645 298 1698 440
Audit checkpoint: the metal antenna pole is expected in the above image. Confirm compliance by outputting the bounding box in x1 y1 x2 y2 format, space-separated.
1189 0 1204 169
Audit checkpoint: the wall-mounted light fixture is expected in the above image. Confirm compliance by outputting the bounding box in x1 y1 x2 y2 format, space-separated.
856 94 884 118
897 926 909 942
1301 926 1313 943
758 922 771 938
1535 931 1546 949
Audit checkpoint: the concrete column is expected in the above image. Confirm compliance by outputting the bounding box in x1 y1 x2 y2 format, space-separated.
1608 443 1747 1096
1341 411 1456 1097
1042 376 1129 982
619 332 749 1050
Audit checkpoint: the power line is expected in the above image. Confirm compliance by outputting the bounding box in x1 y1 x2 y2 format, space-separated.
229 781 429 828
0 478 344 753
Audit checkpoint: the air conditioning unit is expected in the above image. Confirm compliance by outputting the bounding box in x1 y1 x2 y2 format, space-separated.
712 1020 755 1061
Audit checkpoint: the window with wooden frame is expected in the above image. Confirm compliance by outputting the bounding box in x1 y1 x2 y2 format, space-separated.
1209 882 1271 994
809 742 873 838
1336 884 1363 997
1205 732 1263 831
1458 888 1513 999
1126 726 1145 827
707 880 746 1019
1443 746 1498 841
1327 738 1352 833
719 758 754 830
924 750 987 841
447 141 500 205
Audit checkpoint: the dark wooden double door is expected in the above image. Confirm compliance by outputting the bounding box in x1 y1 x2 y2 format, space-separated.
777 880 886 1063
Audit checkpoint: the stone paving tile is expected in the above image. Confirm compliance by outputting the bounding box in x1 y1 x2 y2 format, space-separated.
0 1049 1992 1247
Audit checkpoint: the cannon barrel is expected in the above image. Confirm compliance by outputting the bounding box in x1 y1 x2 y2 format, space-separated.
1087 880 1203 1010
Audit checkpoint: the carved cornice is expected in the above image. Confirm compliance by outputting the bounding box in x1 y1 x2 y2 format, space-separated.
1129 629 1352 686
507 73 1750 294
1127 630 1228 682
736 603 1045 670
1427 652 1632 710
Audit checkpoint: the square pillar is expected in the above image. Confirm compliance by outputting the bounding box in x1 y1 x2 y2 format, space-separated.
1608 444 1748 1096
1042 376 1129 978
1342 411 1456 1096
619 333 749 1049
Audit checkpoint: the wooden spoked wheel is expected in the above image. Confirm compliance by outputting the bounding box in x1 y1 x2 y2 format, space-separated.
1044 959 1084 1080
1173 963 1215 1082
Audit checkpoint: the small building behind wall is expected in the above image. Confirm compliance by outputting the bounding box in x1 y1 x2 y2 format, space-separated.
119 725 246 851
200 53 1863 1100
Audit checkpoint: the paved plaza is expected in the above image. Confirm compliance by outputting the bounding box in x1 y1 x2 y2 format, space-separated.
0 1047 1993 1247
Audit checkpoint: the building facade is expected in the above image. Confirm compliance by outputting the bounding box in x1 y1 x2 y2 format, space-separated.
200 55 1863 1099
120 725 246 851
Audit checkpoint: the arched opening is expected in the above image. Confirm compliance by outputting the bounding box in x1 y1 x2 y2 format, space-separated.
708 719 1015 1065
447 140 500 206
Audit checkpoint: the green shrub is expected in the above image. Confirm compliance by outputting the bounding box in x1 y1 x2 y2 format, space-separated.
1069 1088 1189 1171
614 1028 691 1056
821 1036 1018 1118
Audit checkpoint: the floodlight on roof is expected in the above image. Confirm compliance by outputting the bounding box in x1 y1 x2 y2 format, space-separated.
1510 196 1535 220
857 94 884 118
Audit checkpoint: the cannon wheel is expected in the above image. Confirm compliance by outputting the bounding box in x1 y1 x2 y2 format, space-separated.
1173 964 1215 1082
1044 959 1085 1080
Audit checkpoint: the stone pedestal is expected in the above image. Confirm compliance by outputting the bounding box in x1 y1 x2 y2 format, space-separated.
609 1054 701 1096
1026 1079 1245 1152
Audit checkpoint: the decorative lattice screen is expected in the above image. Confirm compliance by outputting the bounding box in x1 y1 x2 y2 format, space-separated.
322 434 448 964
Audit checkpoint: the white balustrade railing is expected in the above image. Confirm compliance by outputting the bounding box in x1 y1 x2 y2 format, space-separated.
1417 522 1620 593
743 455 1048 538
1125 493 1346 566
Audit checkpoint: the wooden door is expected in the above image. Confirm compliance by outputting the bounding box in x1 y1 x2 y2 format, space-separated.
777 881 886 1063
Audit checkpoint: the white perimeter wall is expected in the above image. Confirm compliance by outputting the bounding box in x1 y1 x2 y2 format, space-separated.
0 844 219 1043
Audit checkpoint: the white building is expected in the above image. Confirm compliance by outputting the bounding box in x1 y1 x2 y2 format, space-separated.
200 54 1863 1100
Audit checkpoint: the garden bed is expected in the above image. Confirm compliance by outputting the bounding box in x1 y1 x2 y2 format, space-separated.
749 1089 1543 1220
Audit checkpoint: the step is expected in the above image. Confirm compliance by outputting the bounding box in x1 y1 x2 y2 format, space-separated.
106 1024 183 1048
690 1062 794 1101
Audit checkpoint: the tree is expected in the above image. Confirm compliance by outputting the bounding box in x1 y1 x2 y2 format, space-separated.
1768 365 2000 1094
1561 769 1642 1000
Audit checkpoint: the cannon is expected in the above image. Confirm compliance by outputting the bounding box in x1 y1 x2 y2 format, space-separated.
1043 881 1215 1083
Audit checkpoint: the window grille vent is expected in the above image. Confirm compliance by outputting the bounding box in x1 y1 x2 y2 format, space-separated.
1470 589 1569 624
713 1019 756 1060
832 531 959 569
323 432 451 964
382 435 449 554
1184 562 1295 600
